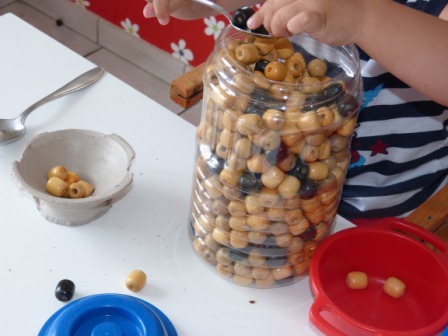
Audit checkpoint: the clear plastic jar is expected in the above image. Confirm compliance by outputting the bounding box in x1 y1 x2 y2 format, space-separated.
188 26 363 288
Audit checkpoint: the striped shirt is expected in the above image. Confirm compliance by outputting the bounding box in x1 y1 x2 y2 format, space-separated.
338 0 448 221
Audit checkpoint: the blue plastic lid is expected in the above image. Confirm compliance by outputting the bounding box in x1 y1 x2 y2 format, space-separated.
39 294 177 336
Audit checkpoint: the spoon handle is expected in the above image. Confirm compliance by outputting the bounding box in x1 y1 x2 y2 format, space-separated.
19 67 105 123
191 0 233 22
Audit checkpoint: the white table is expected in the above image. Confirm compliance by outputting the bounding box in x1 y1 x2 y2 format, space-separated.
0 13 353 336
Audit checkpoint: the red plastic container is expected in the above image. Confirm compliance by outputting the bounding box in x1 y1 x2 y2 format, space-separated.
309 218 448 336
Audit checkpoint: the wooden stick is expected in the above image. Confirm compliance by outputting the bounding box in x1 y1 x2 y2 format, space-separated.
170 63 205 108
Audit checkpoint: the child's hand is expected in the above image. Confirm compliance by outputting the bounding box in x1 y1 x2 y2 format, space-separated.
143 0 189 25
247 0 366 46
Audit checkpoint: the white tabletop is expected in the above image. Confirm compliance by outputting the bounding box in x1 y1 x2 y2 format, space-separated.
0 13 354 336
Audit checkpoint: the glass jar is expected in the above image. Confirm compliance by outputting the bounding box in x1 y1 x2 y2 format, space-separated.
188 26 363 288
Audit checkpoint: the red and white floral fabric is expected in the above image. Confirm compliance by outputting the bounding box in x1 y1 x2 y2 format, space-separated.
71 0 239 66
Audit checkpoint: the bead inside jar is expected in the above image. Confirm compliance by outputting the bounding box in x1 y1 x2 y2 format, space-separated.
188 26 363 288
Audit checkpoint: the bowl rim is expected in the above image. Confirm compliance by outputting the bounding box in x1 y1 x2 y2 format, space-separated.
12 129 135 207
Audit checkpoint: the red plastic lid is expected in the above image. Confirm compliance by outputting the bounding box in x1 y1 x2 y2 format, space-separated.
39 293 177 336
309 218 448 336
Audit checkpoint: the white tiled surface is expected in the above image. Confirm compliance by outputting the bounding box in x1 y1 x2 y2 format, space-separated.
0 0 203 126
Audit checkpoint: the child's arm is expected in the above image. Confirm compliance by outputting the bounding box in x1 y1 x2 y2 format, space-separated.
248 0 448 106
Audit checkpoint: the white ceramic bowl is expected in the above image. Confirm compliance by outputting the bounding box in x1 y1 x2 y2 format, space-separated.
12 129 135 226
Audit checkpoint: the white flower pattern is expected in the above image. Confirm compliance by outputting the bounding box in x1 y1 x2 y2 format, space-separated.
121 18 140 37
204 16 226 40
171 39 194 64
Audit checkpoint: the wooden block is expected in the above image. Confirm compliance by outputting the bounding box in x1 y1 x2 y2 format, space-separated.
170 63 205 108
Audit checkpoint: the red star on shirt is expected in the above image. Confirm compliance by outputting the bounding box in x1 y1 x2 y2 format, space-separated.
369 138 390 156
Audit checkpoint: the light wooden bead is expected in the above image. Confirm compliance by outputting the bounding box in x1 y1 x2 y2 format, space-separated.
203 176 223 199
300 76 322 94
248 230 268 244
271 265 292 281
216 264 234 278
308 58 327 77
248 249 266 267
212 228 230 246
266 207 286 221
229 216 248 231
216 248 233 266
125 270 147 292
284 209 305 226
256 275 276 288
68 181 86 199
234 262 251 277
269 221 289 235
230 230 249 249
219 168 241 187
46 176 69 197
233 137 252 159
258 187 281 208
277 175 301 199
275 233 293 247
346 271 368 290
245 195 264 214
274 37 294 59
48 165 69 181
201 247 217 265
289 217 310 236
211 198 229 216
235 43 260 64
308 161 329 181
233 274 253 286
228 200 247 217
247 213 270 231
294 258 311 275
204 234 220 251
296 111 321 132
383 277 406 298
262 109 286 131
247 154 271 174
251 267 270 280
250 130 281 151
66 171 80 184
237 114 263 136
261 166 285 189
76 180 94 197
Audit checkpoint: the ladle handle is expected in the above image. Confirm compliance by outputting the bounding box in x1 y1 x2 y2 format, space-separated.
19 67 105 123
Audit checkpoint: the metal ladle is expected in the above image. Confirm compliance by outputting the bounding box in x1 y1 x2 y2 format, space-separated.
0 67 105 145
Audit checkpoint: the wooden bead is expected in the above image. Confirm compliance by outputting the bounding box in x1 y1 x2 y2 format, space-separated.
203 176 223 199
219 168 241 187
383 277 406 298
299 144 319 163
234 262 252 277
233 137 252 159
245 195 264 214
330 133 349 152
277 175 301 199
201 247 217 265
271 265 292 281
228 200 247 217
247 213 270 231
233 73 255 94
264 61 288 81
247 154 271 174
253 37 276 55
300 76 322 94
68 181 86 199
261 166 285 189
223 108 242 132
233 274 253 286
308 161 329 181
48 165 69 181
251 267 270 280
230 230 249 249
293 258 311 275
285 53 305 77
204 234 220 251
261 109 285 131
248 230 268 244
229 216 248 231
125 270 147 292
317 106 336 128
258 187 281 208
307 58 327 77
274 233 293 247
216 248 233 266
250 129 281 151
346 271 368 290
212 228 230 246
289 217 310 235
266 207 286 221
216 264 234 278
77 180 94 197
269 221 289 235
248 249 266 266
274 37 294 59
46 176 69 197
236 114 263 136
235 43 260 64
296 110 321 132
284 209 305 226
66 171 80 184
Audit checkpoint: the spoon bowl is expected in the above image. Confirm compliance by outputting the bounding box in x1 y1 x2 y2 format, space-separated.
0 67 105 145
192 0 275 38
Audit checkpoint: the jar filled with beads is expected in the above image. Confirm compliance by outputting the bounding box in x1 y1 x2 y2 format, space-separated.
188 25 363 288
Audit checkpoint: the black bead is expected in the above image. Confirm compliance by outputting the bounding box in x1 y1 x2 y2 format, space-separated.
231 7 255 29
251 25 269 36
254 60 270 74
239 171 262 194
205 154 225 175
55 19 64 26
299 225 317 241
299 179 318 199
337 94 358 117
245 105 264 117
288 160 309 181
322 82 344 102
55 279 75 302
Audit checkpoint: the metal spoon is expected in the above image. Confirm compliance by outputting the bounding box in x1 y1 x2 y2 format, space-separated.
0 67 105 145
192 0 274 38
